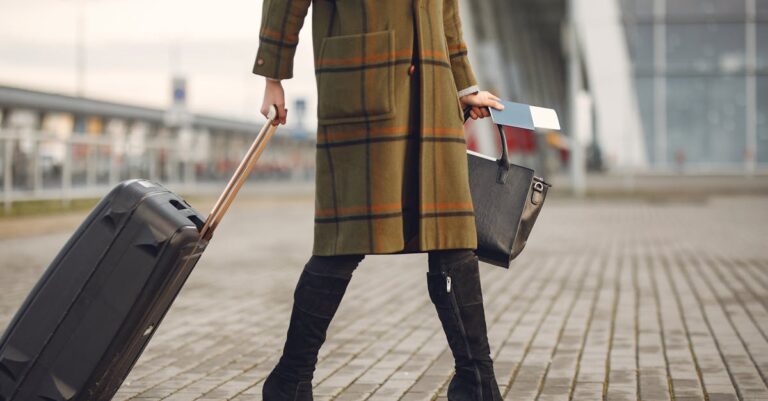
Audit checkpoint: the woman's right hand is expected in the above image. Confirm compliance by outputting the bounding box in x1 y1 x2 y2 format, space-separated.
261 79 288 126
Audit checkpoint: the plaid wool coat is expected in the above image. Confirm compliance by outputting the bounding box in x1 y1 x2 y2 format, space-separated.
253 0 480 256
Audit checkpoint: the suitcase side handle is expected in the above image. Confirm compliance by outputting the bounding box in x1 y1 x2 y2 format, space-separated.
200 105 279 240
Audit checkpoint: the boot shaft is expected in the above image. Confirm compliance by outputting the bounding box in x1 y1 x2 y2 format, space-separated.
427 250 502 400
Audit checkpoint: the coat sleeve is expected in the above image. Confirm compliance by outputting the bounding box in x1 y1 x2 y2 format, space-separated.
443 0 479 96
252 0 311 80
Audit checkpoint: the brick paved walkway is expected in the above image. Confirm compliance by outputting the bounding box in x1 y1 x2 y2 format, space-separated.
0 195 766 400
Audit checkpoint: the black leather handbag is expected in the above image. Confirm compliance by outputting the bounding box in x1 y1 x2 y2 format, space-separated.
464 110 551 268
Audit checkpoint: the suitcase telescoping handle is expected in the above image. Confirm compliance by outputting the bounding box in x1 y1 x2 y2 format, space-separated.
200 105 279 241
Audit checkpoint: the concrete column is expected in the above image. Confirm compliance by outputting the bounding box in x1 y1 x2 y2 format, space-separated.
31 135 41 195
572 0 647 170
62 141 72 207
653 0 667 169
565 9 587 197
3 137 12 213
746 0 757 175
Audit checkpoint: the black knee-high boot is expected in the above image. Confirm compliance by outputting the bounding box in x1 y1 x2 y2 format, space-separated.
262 255 363 401
427 250 503 401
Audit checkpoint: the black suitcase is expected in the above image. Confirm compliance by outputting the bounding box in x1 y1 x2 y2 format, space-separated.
0 108 279 401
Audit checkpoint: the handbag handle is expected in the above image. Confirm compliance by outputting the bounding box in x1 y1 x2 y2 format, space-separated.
462 107 552 190
463 106 511 176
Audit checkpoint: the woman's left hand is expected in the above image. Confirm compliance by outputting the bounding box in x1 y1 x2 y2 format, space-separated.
460 91 504 120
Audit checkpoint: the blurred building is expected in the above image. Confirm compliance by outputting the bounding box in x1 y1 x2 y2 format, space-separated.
2 0 765 210
623 0 766 172
0 85 315 208
462 0 767 174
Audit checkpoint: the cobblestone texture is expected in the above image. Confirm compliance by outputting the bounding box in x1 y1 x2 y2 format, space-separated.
0 195 766 400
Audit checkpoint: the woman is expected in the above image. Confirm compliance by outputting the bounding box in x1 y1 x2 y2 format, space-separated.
252 1 505 400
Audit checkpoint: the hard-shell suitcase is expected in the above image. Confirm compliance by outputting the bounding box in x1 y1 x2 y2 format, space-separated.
0 108 279 401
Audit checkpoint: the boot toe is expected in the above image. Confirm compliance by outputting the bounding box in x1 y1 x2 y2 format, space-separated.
262 370 314 401
446 369 503 401
447 372 479 401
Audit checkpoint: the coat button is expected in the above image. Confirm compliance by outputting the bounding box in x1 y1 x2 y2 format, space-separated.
257 58 265 66
408 65 416 76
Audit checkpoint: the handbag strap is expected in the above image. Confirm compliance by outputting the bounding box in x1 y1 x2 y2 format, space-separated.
463 107 511 183
462 106 553 189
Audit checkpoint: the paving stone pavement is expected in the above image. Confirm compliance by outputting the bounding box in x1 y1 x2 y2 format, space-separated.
0 195 766 401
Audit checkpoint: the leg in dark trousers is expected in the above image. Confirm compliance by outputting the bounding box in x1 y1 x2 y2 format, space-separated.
262 254 364 401
426 249 503 401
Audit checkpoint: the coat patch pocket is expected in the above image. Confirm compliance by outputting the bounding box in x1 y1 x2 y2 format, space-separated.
316 30 396 126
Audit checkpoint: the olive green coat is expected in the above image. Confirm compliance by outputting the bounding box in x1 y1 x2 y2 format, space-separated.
253 0 479 256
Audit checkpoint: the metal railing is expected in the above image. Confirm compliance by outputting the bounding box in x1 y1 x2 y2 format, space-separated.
0 129 315 212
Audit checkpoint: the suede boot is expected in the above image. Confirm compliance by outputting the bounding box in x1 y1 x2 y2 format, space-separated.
427 251 503 401
262 266 354 401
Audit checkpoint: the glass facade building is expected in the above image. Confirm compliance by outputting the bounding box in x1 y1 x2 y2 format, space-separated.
621 0 767 170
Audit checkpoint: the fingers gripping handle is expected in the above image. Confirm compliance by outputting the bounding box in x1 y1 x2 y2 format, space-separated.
200 105 279 241
266 104 278 121
463 106 474 124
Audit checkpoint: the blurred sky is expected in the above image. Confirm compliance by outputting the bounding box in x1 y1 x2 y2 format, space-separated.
0 0 319 127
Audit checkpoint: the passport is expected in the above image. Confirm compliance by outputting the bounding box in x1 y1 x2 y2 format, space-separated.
489 100 561 131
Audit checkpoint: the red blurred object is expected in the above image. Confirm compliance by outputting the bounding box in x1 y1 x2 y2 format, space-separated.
501 126 535 154
465 129 479 151
464 122 537 155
